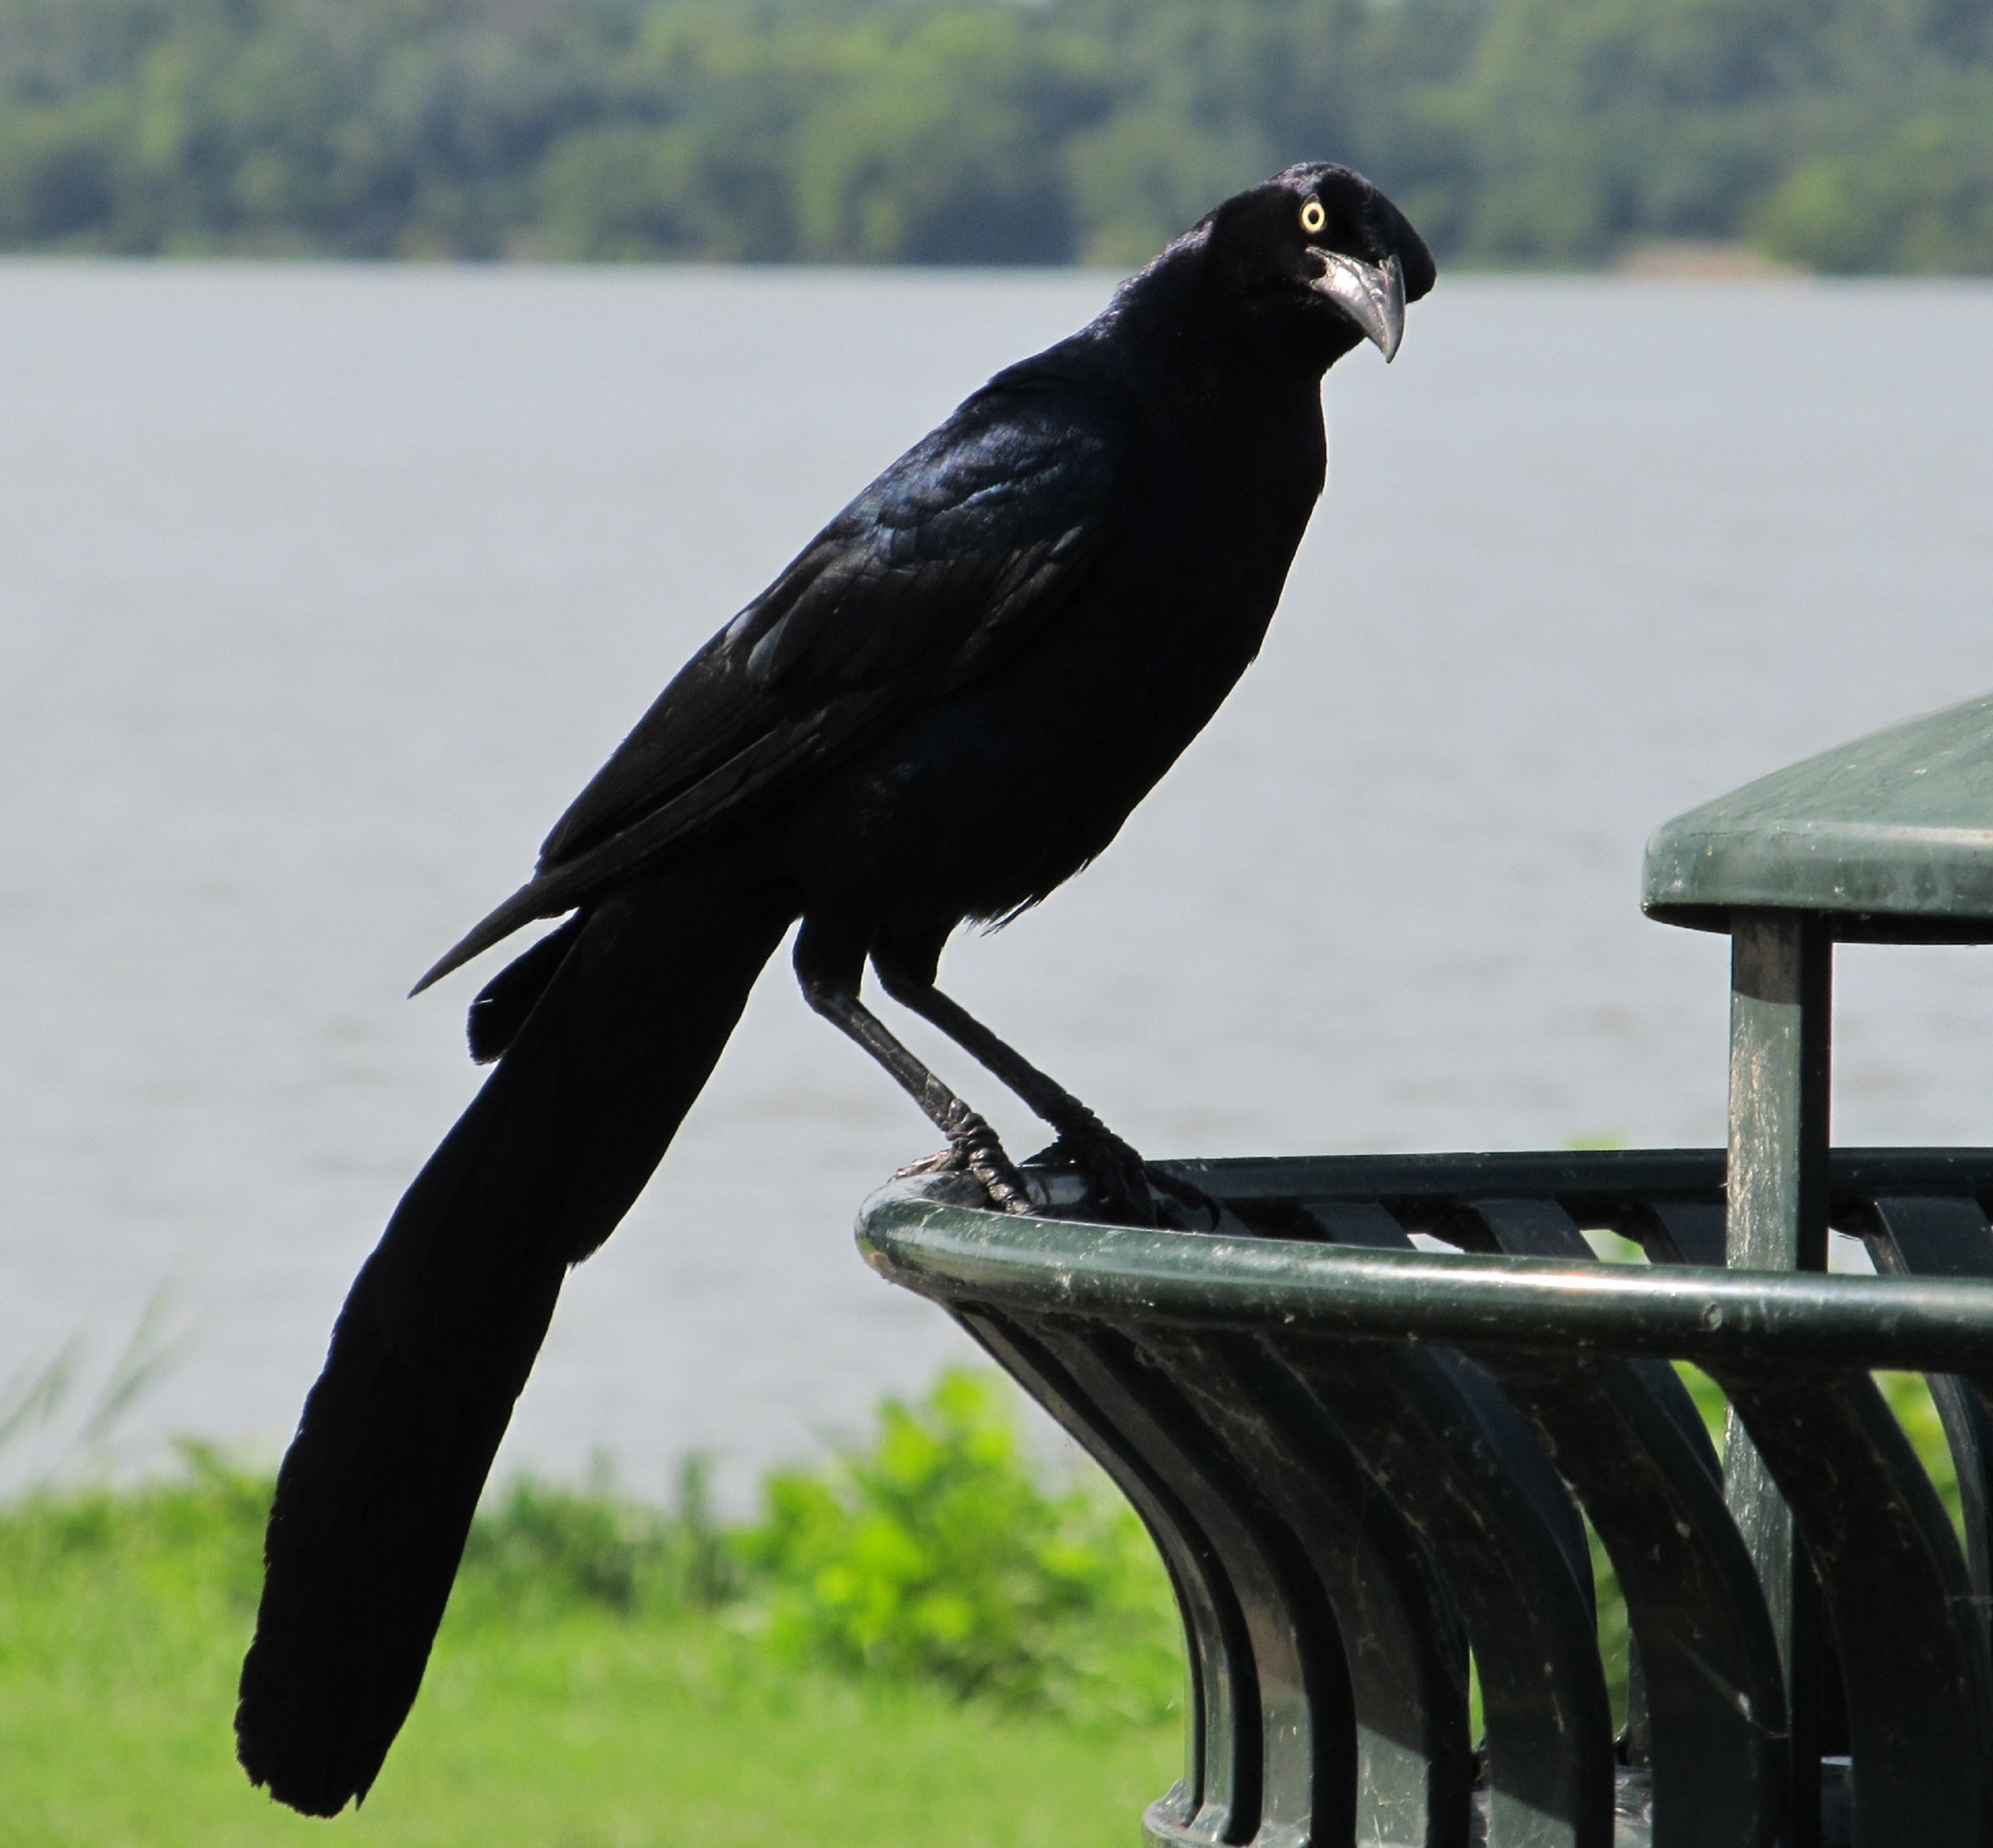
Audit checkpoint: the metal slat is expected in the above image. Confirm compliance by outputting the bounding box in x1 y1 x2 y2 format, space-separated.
1028 1319 1356 1848
1712 1366 1993 1848
1149 1150 1993 1227
1456 1201 1722 1492
1476 1347 1791 1848
1632 1201 1728 1269
949 1310 1239 1845
1145 1325 1474 1848
1859 1196 1993 1610
1281 1335 1614 1848
1451 1201 1787 1848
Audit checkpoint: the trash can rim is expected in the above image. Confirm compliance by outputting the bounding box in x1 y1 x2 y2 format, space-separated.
856 1170 1993 1373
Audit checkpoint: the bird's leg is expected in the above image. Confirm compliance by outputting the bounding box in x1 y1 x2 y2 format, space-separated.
871 952 1161 1226
795 965 1036 1217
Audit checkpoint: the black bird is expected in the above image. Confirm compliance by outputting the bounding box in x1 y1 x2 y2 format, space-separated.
237 161 1433 1815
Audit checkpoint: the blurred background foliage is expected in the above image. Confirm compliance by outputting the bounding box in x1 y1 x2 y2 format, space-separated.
0 1372 1184 1842
0 1359 1964 1760
0 0 1987 270
0 1369 1184 1729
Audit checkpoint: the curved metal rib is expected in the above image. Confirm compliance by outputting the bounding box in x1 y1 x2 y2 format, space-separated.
1858 1195 1993 1609
1711 1364 1993 1848
1448 1197 1789 1848
1282 1334 1614 1848
949 1308 1240 1843
1453 1199 1722 1492
1028 1319 1356 1848
1631 1201 1728 1270
1143 1325 1473 1848
1478 1348 1790 1848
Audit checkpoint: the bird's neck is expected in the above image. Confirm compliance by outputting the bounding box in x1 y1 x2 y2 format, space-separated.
1092 241 1335 403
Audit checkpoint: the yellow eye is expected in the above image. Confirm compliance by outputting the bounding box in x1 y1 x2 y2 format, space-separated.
1299 199 1327 236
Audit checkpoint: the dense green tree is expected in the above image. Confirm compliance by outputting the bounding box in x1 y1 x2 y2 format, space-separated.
0 0 1987 269
785 12 1105 262
1755 81 1993 272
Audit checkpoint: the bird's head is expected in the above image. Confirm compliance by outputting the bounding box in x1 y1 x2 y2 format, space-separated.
1194 163 1436 368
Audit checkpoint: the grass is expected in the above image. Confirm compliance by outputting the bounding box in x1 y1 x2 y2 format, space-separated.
0 1358 1967 1844
0 1379 1181 1848
0 1594 1177 1846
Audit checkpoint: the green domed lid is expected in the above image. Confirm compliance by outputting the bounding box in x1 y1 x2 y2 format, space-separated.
1643 690 1993 942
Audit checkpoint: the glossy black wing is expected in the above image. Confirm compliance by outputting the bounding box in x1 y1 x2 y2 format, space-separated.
412 380 1120 992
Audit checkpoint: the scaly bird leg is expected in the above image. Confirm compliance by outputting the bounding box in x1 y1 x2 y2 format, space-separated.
796 969 1036 1216
871 952 1165 1227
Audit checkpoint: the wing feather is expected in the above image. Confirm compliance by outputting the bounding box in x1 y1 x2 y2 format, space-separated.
411 379 1119 993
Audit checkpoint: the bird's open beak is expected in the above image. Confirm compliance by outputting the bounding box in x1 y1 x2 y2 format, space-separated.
1311 251 1406 361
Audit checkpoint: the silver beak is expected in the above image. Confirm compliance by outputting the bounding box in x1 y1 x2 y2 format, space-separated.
1311 250 1406 361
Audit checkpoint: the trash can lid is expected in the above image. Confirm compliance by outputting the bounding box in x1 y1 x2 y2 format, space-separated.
1643 690 1993 941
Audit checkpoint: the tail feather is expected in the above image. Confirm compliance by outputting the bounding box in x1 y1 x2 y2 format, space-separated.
237 862 793 1816
466 913 586 1064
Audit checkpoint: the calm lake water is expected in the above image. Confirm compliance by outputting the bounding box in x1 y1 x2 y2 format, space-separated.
2 262 1991 1501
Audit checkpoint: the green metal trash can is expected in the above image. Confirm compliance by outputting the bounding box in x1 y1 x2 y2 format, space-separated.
859 692 1993 1848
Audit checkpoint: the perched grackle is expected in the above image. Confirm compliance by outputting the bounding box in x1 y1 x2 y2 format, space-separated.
237 162 1433 1815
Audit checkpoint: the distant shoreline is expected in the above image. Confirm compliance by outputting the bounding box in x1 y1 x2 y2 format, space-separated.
1 0 1987 276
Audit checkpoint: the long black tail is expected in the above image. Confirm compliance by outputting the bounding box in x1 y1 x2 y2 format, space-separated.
236 859 794 1816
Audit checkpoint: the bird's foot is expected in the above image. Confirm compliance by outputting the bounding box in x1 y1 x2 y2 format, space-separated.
1145 1166 1224 1233
1025 1120 1224 1233
1027 1122 1158 1229
893 1109 1037 1215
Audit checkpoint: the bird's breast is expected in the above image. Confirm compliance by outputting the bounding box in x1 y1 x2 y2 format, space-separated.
785 379 1327 932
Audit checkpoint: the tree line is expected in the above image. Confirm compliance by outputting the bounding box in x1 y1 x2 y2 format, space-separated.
0 0 1987 270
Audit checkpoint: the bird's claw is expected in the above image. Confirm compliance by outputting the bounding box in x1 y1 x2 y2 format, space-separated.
894 1110 1038 1215
1020 1123 1225 1233
1145 1167 1224 1233
893 1112 1221 1232
1028 1124 1159 1228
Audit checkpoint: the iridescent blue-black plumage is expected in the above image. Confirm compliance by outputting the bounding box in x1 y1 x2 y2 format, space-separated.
237 161 1433 1818
416 387 1121 986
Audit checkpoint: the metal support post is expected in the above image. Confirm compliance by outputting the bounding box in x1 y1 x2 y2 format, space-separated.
1724 908 1832 1848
